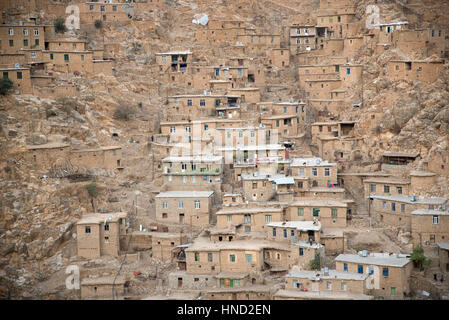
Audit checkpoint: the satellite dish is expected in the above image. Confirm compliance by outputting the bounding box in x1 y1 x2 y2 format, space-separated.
15 63 20 68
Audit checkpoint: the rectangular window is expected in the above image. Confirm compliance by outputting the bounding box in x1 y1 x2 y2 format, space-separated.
204 124 208 131
343 263 348 271
35 39 39 46
283 229 287 238
50 53 54 60
227 215 232 222
276 120 280 127
23 28 28 36
391 287 396 296
382 201 386 209
331 208 338 218
85 226 91 233
3 72 8 79
433 215 439 224
230 254 235 262
397 186 402 194
90 5 94 11
299 168 305 176
357 265 363 274
297 182 303 188
17 72 22 79
401 204 406 213
178 201 184 209
384 185 390 193
299 248 304 256
265 215 272 223
290 229 295 237
312 168 317 176
187 99 192 106
382 267 389 277
194 200 200 209
191 175 196 183
313 208 320 217
64 54 69 62
341 282 347 291
244 214 251 224
194 252 199 262
162 201 168 209
272 228 276 237
215 69 219 76
113 5 117 12
34 28 39 36
208 253 213 262
81 55 84 61
101 5 105 12
370 184 376 192
9 40 13 47
104 224 109 231
324 168 330 176
245 254 252 263
238 69 242 76
23 39 28 46
297 208 304 216
346 68 350 75
182 176 187 183
8 28 14 36
200 99 205 107
391 203 396 212
327 282 332 290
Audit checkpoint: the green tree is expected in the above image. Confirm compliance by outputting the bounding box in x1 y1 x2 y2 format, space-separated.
309 253 321 270
0 78 13 95
55 17 67 33
86 182 98 212
94 20 103 29
410 245 432 271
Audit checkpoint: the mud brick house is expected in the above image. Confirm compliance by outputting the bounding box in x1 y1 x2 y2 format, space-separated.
363 177 411 198
70 146 122 170
0 23 50 54
216 207 284 233
155 50 192 73
388 60 444 83
26 143 71 169
161 155 223 191
411 209 449 246
287 199 348 228
81 276 128 300
79 2 134 24
151 232 188 261
288 25 327 52
0 66 32 94
335 252 413 299
274 268 372 300
369 195 447 231
76 212 128 259
290 157 338 188
155 191 214 226
266 220 321 243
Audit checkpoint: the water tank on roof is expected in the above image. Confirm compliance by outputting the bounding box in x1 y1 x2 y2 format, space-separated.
324 267 329 275
411 195 416 202
362 250 368 257
316 158 321 164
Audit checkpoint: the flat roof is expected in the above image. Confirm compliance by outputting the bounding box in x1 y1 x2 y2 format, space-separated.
156 191 214 198
162 155 223 162
267 221 321 231
437 242 449 251
290 199 348 207
71 146 121 153
307 187 345 193
81 276 126 286
261 114 297 120
363 177 410 184
155 51 192 55
382 151 419 158
286 269 369 281
411 209 449 216
215 144 284 151
274 289 373 300
271 176 295 185
186 237 290 252
26 143 70 150
77 212 127 225
291 157 337 167
335 253 411 267
216 207 283 215
409 170 436 177
369 195 446 205
150 232 185 239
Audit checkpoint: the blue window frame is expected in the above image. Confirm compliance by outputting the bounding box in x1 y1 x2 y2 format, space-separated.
272 228 276 237
283 229 287 238
299 248 304 256
382 267 389 277
215 69 219 76
357 265 363 274
346 68 351 75
343 263 348 271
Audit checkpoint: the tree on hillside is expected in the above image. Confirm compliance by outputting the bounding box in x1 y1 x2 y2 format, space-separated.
55 17 67 33
0 78 13 95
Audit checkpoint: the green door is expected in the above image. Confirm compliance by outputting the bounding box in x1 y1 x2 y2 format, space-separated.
229 279 234 288
391 287 396 296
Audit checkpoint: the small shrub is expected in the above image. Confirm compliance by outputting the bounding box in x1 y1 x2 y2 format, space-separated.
410 245 432 271
94 20 103 29
86 182 98 198
309 253 321 270
55 17 67 33
0 78 13 95
114 107 135 120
